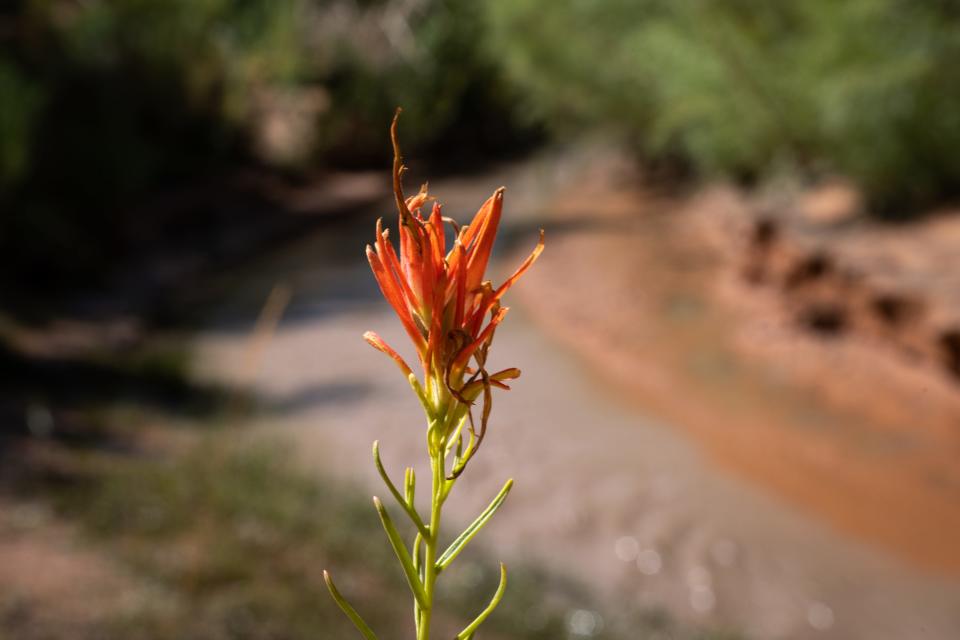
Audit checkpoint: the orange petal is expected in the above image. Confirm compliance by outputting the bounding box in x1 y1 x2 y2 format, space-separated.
399 222 426 305
406 184 430 214
467 281 496 337
418 205 444 320
464 188 504 293
494 228 544 300
488 367 521 390
363 331 414 378
425 267 446 368
491 367 521 381
377 222 418 310
427 202 445 266
458 187 501 254
367 245 426 352
450 239 467 328
444 224 469 281
473 229 545 325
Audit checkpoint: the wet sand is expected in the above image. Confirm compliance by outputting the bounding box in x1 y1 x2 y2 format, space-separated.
195 151 960 639
509 152 960 576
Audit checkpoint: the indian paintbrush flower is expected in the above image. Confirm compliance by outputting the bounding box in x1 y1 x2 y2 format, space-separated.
324 110 544 640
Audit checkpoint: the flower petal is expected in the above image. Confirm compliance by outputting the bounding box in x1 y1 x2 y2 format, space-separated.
367 245 426 353
472 229 545 326
450 239 467 328
494 228 544 300
464 188 504 293
399 221 426 305
427 202 445 266
377 222 419 310
491 367 521 382
406 185 430 215
363 331 414 378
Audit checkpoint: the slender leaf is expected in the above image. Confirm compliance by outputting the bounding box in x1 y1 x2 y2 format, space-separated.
373 441 428 537
407 372 428 407
436 478 513 572
404 467 416 507
455 563 508 639
412 531 423 633
373 496 428 609
323 570 379 640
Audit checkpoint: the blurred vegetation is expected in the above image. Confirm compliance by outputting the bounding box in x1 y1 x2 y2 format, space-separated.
485 0 960 213
0 437 735 639
0 0 529 293
3 0 959 295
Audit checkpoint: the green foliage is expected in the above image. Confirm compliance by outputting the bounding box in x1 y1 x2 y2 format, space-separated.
42 437 737 639
9 0 954 291
485 0 960 211
1 0 530 291
61 441 405 639
1 0 313 288
50 440 582 639
314 0 531 164
0 57 42 188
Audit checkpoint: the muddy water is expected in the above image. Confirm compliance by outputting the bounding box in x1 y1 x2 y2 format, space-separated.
195 153 960 639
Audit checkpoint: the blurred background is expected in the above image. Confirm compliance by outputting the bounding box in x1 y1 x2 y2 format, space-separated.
2 1 960 638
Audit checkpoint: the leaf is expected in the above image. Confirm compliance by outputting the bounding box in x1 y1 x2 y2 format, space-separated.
373 496 428 609
323 570 379 640
455 563 508 639
373 441 429 538
404 467 416 508
411 531 424 631
436 478 513 572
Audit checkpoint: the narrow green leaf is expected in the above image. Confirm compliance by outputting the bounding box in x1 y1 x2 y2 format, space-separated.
436 478 513 572
373 496 428 609
455 563 508 639
323 570 379 640
372 441 428 538
407 372 428 407
412 531 423 634
404 467 416 507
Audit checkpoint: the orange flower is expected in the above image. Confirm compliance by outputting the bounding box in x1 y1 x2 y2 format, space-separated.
364 111 543 452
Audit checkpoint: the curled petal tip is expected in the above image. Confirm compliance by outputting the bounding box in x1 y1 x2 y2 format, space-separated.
363 329 387 346
491 367 521 381
364 331 414 378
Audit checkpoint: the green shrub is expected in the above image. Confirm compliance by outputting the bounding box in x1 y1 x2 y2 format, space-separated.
0 57 42 188
485 0 960 212
1 0 530 292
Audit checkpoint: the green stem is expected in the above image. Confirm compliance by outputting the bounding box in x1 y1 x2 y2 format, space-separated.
418 447 446 640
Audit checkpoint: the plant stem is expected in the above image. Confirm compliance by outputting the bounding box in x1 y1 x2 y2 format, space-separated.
418 447 446 640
